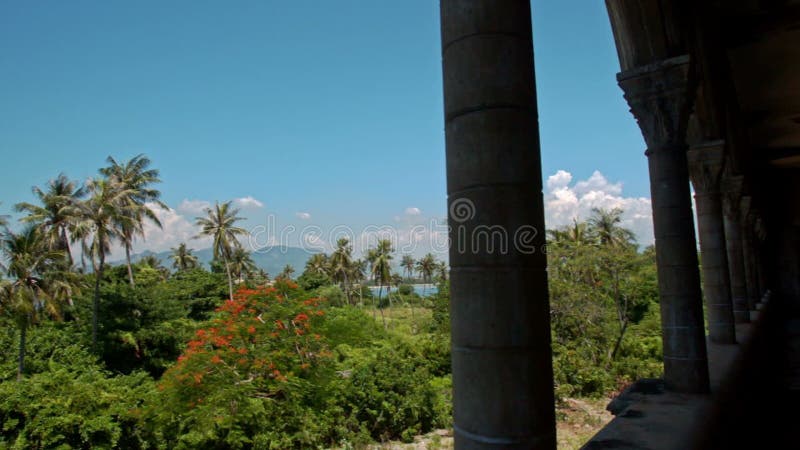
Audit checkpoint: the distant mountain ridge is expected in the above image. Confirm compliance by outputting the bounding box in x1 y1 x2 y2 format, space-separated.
119 246 318 277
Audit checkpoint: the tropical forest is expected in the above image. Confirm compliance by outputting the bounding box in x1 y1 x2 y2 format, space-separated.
0 156 663 449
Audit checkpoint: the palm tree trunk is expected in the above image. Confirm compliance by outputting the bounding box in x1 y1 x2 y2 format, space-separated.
92 253 105 351
17 323 27 381
373 285 379 320
224 257 234 301
61 228 73 266
343 272 351 305
610 320 628 361
377 284 387 328
80 239 87 273
125 243 135 286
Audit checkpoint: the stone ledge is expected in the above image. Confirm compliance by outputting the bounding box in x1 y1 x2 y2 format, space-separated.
581 298 771 450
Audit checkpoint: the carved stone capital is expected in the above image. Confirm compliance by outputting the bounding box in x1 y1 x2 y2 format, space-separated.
687 140 726 194
721 175 744 218
617 55 694 153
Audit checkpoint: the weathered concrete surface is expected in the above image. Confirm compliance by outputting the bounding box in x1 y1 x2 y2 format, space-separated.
440 1 555 448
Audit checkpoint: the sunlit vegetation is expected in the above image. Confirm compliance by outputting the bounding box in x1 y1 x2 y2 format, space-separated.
0 156 661 448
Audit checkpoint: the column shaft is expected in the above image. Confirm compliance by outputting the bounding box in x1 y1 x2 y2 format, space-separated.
440 1 556 449
740 197 760 309
619 56 710 393
722 176 749 323
688 144 736 344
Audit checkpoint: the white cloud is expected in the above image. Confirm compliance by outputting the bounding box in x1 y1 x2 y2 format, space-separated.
544 170 654 245
234 196 264 209
177 199 211 215
546 170 573 191
296 212 311 220
404 207 422 216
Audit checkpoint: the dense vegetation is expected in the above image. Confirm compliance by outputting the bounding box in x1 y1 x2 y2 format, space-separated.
0 156 662 448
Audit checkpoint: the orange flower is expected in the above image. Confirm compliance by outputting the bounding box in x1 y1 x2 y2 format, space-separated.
247 325 256 334
211 355 222 364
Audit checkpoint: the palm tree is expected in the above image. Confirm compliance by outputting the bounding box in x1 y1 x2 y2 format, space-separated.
401 255 415 281
101 155 166 286
15 174 85 265
230 247 257 282
0 203 8 234
587 208 635 248
416 253 436 284
350 258 367 307
169 243 199 272
195 201 247 301
370 239 394 327
329 238 354 304
304 253 329 277
140 255 169 279
278 264 295 280
436 261 448 282
416 253 437 297
80 177 129 349
0 226 71 380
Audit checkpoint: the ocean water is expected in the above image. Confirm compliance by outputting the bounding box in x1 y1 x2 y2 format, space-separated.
367 284 438 297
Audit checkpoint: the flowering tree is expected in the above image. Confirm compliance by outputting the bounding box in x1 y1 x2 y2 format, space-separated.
152 284 332 448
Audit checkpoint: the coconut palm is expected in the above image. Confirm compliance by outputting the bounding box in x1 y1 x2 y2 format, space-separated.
0 226 71 380
169 243 199 272
350 258 367 307
230 247 258 282
278 264 295 280
436 261 448 282
80 177 130 349
370 239 394 327
304 253 329 277
587 208 635 248
416 253 436 284
330 238 354 303
139 255 169 280
15 174 85 265
101 155 166 286
401 255 415 281
416 253 437 297
195 201 247 301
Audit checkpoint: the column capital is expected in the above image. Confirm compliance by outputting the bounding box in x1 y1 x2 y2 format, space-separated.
687 140 726 194
617 55 694 153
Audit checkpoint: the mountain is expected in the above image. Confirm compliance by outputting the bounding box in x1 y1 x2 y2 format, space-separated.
122 246 318 277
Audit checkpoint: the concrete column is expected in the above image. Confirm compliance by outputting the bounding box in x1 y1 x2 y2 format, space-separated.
618 55 710 394
722 175 749 323
740 196 760 309
440 1 556 449
687 142 736 344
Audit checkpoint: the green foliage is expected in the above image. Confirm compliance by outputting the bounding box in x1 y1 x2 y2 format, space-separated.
315 285 346 307
398 284 413 296
297 270 331 291
0 322 154 449
547 212 662 397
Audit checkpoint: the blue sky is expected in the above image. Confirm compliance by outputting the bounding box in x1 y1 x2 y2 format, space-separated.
0 1 652 257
